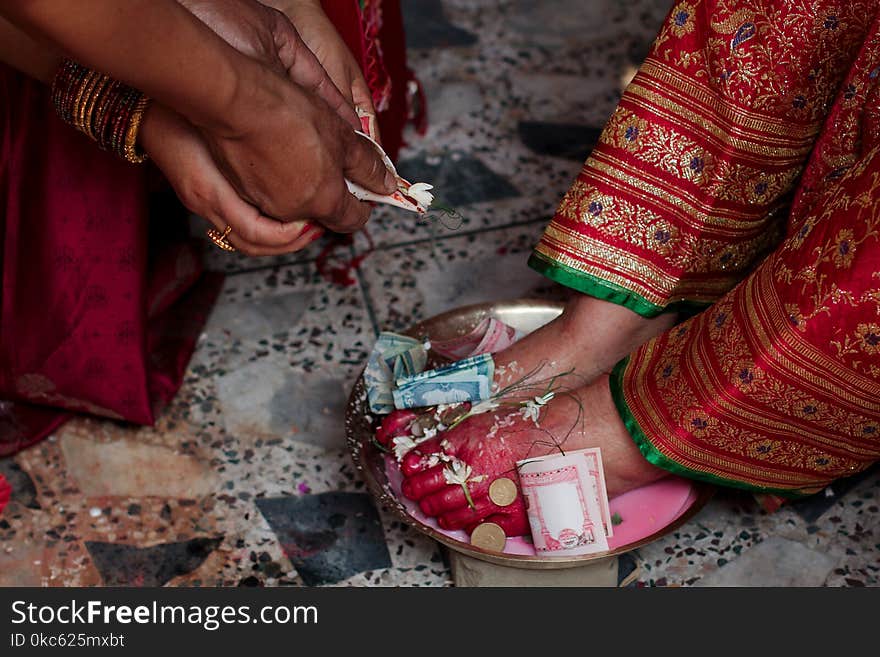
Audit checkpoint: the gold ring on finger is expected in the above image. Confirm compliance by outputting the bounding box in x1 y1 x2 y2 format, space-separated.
207 225 236 252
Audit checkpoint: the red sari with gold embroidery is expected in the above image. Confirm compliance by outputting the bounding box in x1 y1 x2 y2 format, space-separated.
0 0 412 467
531 0 880 496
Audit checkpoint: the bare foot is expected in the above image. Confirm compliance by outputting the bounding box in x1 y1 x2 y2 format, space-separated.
491 294 676 391
382 375 666 535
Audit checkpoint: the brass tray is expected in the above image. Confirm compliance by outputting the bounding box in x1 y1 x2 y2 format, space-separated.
345 299 714 569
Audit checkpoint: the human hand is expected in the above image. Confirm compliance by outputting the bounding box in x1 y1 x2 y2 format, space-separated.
177 0 395 230
199 76 395 231
178 0 360 128
140 103 324 256
269 0 377 117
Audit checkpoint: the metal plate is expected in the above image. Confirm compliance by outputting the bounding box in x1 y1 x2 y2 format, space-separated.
345 299 714 570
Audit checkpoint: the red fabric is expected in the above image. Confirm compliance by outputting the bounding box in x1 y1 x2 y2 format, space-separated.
0 473 10 513
0 2 412 457
317 1 415 286
609 1 880 496
0 66 222 457
321 0 412 162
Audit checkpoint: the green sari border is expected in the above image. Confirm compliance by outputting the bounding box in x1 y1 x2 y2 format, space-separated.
527 252 710 319
528 253 662 317
609 358 811 500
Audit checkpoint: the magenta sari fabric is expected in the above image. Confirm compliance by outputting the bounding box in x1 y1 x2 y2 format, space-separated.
0 66 222 457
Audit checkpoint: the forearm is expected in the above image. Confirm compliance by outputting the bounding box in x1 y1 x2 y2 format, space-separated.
0 16 59 83
0 0 280 135
261 0 323 13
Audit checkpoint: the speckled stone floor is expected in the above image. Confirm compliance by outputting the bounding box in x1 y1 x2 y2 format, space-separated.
2 0 879 588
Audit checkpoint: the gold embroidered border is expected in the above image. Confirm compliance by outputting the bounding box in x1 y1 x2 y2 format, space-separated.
599 107 805 205
537 224 744 306
747 265 880 406
623 339 831 488
632 69 820 149
555 175 782 277
689 317 878 459
663 316 855 462
640 60 825 138
587 152 785 234
625 85 815 163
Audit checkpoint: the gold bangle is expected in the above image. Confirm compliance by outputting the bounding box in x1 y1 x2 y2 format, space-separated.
72 70 98 133
82 74 110 140
91 78 120 144
123 95 151 164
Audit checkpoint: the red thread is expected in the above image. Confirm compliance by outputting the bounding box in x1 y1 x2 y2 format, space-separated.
315 228 376 287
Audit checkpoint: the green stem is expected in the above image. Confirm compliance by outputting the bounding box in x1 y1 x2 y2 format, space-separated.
461 483 476 510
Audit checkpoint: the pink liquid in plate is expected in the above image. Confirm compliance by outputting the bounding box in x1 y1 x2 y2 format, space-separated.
384 456 698 556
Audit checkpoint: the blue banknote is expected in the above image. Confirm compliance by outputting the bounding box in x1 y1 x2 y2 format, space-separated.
394 353 494 388
364 332 428 414
392 353 495 409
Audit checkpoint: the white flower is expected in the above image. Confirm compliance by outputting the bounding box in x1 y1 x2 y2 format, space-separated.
521 402 541 425
408 182 435 210
393 427 439 461
422 451 453 469
469 399 500 416
392 435 419 461
520 392 554 426
443 459 472 486
443 458 481 509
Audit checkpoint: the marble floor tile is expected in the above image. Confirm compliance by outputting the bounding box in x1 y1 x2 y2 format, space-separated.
0 459 39 510
256 492 391 586
85 537 223 587
518 121 602 162
59 432 219 498
397 151 520 208
358 223 569 333
403 0 478 49
694 537 837 587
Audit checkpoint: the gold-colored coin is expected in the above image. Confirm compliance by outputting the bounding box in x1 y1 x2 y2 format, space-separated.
488 477 518 507
470 522 507 552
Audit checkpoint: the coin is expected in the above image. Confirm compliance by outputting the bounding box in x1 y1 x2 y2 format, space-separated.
470 522 507 552
488 477 518 507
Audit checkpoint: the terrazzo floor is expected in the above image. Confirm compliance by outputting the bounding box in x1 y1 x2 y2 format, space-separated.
2 0 879 588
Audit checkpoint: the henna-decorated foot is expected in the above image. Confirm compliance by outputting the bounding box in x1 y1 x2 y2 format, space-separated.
383 376 667 536
491 294 677 390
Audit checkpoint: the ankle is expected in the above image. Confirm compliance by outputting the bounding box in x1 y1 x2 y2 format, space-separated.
578 376 667 496
560 295 677 370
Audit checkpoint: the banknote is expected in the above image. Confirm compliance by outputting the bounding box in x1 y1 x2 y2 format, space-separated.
431 317 518 361
517 452 610 557
574 447 614 538
472 317 519 356
364 332 428 414
392 353 495 409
